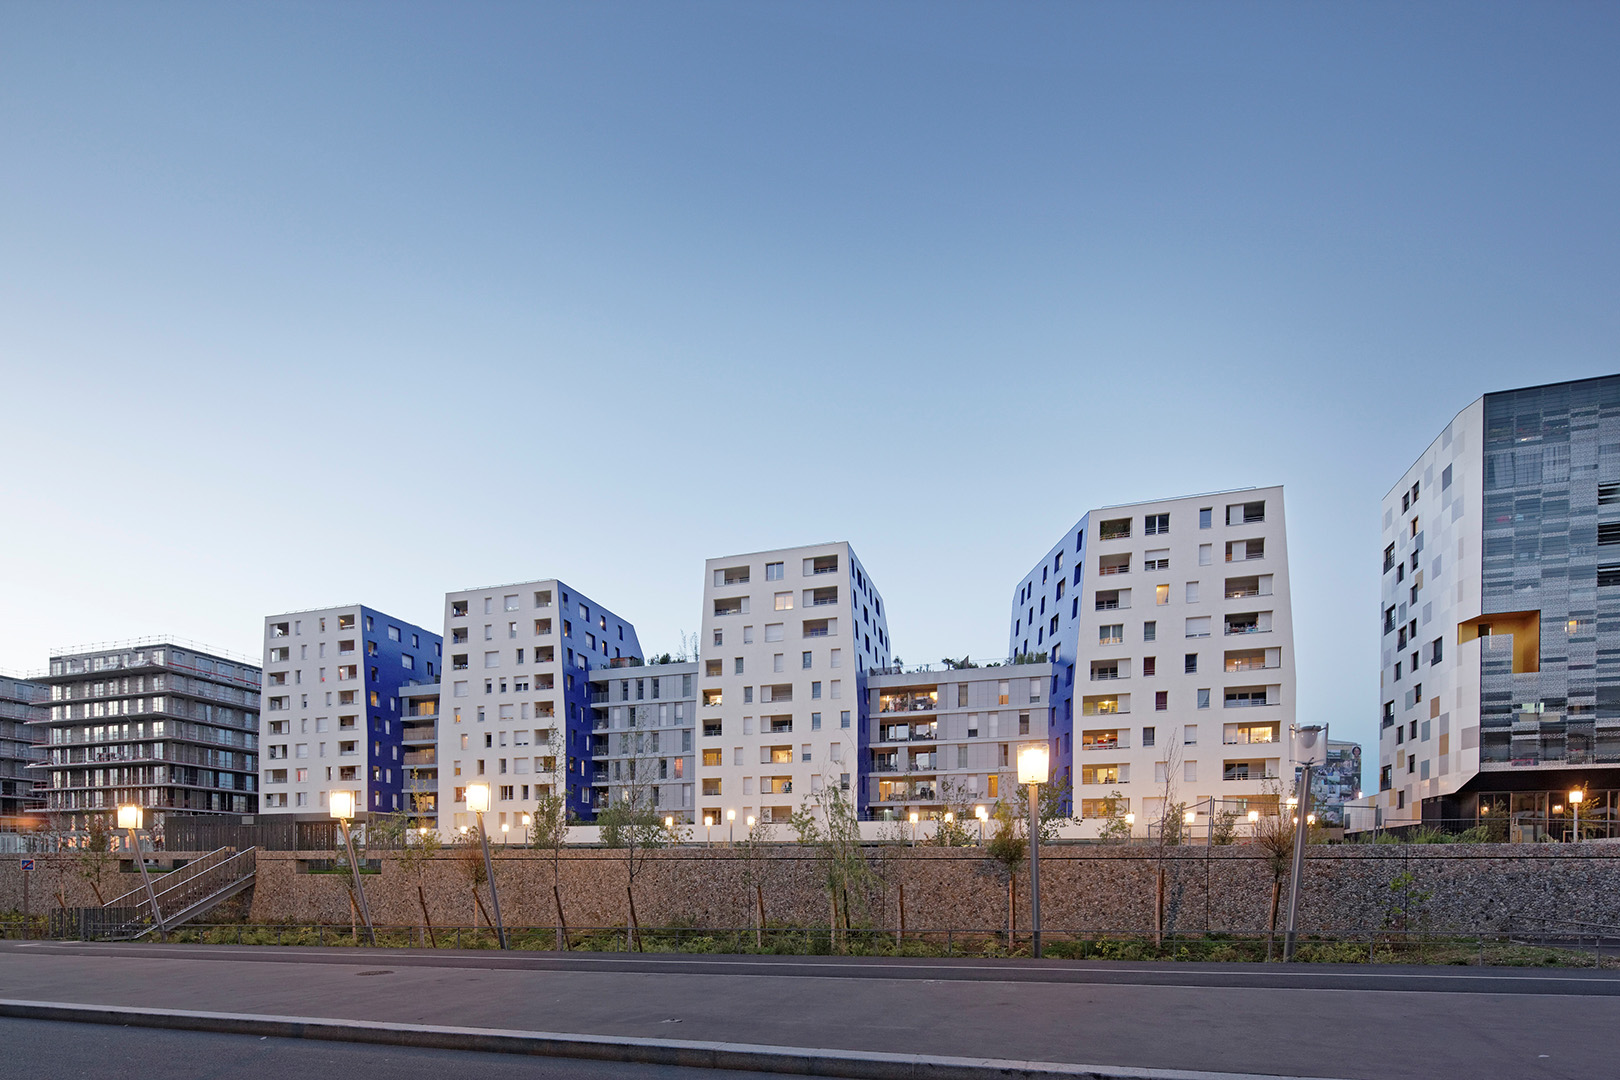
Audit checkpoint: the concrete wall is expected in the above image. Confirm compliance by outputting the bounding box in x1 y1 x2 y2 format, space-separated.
7 843 1615 936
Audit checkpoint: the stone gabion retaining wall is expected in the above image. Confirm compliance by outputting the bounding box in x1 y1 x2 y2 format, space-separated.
5 843 1618 934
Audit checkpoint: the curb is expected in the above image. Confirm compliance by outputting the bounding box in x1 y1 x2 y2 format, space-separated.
0 998 1347 1080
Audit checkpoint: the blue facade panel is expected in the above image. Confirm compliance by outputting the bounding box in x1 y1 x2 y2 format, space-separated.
358 606 442 816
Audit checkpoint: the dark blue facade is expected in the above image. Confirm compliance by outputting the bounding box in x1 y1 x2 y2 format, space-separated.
1010 513 1087 797
358 606 442 815
554 582 643 821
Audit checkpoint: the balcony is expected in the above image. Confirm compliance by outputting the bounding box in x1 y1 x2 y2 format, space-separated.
703 723 722 737
402 725 437 744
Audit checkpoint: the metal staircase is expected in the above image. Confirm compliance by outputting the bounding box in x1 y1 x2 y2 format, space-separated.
91 846 257 940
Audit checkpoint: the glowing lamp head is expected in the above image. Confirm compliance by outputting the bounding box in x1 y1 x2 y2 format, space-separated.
944 812 954 823
329 790 356 821
1184 809 1197 825
1248 810 1260 823
501 823 510 833
704 815 714 827
909 811 919 824
974 805 988 821
664 816 674 829
1017 743 1050 785
746 815 756 828
1307 813 1316 825
1570 789 1585 805
521 814 532 826
726 809 736 822
116 804 142 831
1124 812 1135 825
466 783 490 813
458 825 469 834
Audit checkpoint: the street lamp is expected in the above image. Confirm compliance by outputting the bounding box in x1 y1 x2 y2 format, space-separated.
704 814 714 846
1570 789 1584 843
465 783 507 949
1124 812 1135 840
1248 809 1260 841
501 822 510 846
746 814 756 834
117 804 167 942
329 790 376 947
909 810 919 847
727 808 736 845
1284 723 1326 962
1017 742 1049 958
521 813 532 845
974 805 988 845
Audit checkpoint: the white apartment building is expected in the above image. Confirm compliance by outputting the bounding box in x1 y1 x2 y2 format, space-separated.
259 606 440 816
438 580 641 832
1010 488 1299 836
865 663 1053 819
698 543 891 826
588 661 697 821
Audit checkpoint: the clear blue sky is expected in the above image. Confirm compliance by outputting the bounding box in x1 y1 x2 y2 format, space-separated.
3 3 1618 772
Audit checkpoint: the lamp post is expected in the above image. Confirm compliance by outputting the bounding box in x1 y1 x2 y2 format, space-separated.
501 822 510 846
1124 812 1135 841
1018 743 1049 958
909 810 919 847
466 783 507 949
974 805 988 845
727 809 736 845
1248 809 1260 841
1570 789 1584 843
704 814 713 846
1283 724 1325 962
117 805 167 942
329 791 375 947
521 813 532 846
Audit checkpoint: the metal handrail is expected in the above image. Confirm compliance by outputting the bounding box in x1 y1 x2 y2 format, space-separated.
104 846 237 909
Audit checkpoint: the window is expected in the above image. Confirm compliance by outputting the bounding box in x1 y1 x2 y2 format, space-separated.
1442 464 1453 489
1143 621 1156 642
765 623 784 642
1144 513 1169 535
1429 638 1443 665
841 711 851 728
1199 507 1212 529
1196 689 1210 709
1099 518 1131 540
1183 724 1197 745
1099 624 1123 645
1199 544 1212 566
1184 653 1198 674
765 562 784 580
1155 584 1169 605
1142 725 1155 745
1227 501 1265 525
1144 549 1169 571
1185 617 1211 638
775 592 794 611
1154 691 1167 711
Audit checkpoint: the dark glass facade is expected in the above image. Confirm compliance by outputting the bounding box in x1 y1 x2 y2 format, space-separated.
1479 375 1620 769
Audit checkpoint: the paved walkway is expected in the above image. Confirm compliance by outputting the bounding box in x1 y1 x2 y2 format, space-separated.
0 942 1614 1079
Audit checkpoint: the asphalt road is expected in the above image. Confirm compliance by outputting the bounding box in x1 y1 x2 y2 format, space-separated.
0 1015 787 1080
2 941 1616 1079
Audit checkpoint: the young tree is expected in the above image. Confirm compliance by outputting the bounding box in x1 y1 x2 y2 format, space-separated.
595 725 668 950
452 830 496 933
74 812 117 905
929 778 977 848
984 793 1027 946
530 725 573 949
376 810 441 946
788 784 875 953
1096 790 1133 844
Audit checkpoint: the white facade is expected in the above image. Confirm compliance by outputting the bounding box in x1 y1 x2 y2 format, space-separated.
259 606 440 817
698 542 890 825
1374 398 1486 819
438 580 641 832
1011 487 1300 836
